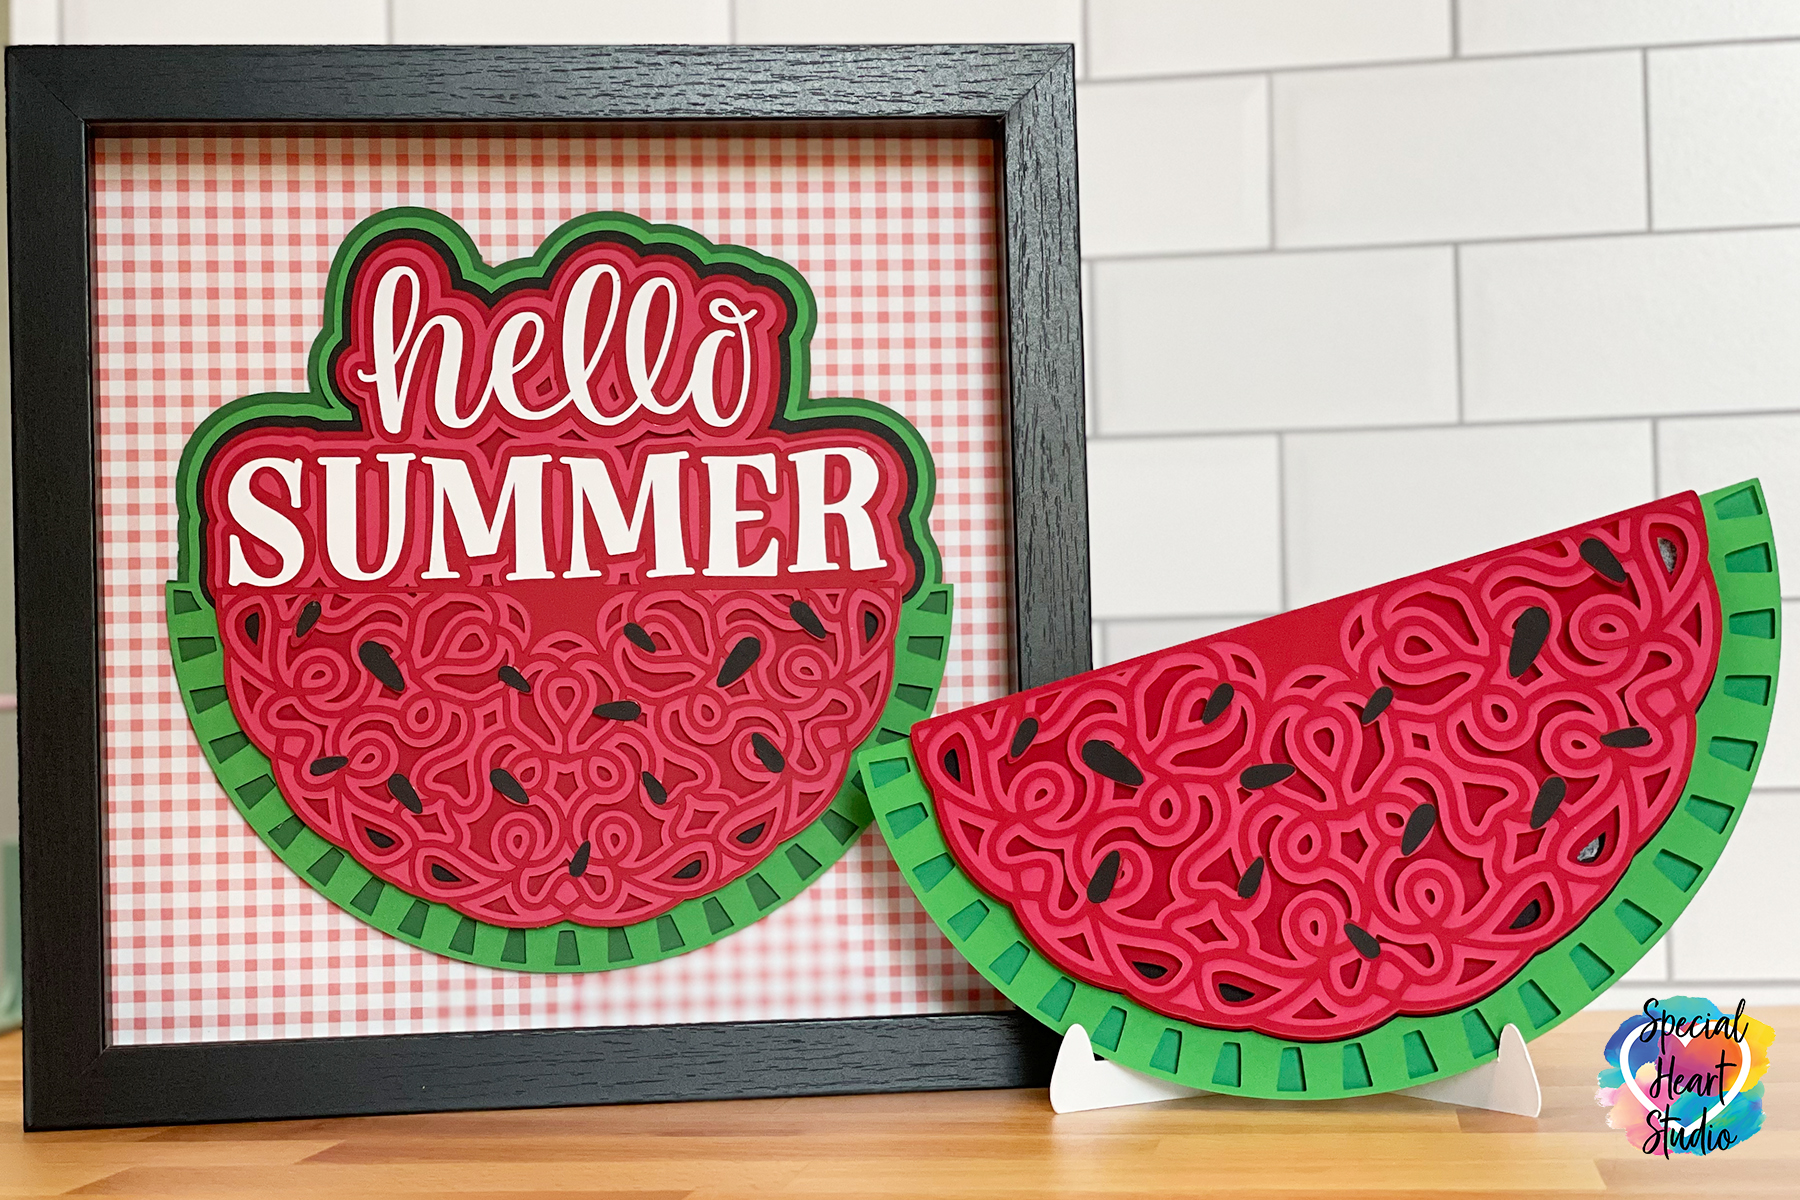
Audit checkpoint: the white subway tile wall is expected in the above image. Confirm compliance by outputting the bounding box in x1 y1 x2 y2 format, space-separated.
15 0 1796 1006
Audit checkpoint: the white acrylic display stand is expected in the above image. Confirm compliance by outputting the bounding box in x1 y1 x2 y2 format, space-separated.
1049 1020 1541 1116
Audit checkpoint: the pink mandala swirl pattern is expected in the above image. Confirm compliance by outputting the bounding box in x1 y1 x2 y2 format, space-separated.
221 584 898 926
914 496 1720 1041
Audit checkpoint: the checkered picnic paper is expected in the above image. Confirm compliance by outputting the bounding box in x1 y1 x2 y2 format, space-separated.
95 130 1012 1044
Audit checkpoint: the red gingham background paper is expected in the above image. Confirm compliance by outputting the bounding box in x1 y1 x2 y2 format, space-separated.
94 130 1012 1044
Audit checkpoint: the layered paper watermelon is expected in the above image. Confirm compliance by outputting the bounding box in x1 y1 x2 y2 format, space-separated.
862 485 1779 1096
166 209 952 970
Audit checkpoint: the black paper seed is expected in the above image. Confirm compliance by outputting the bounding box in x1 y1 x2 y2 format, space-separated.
1658 537 1679 574
243 611 261 644
1580 537 1628 583
1509 899 1543 930
387 772 422 814
490 767 529 805
641 771 668 805
1081 740 1145 787
308 755 348 776
751 733 785 773
358 640 405 692
1401 803 1438 855
1600 726 1652 748
365 827 395 850
1239 762 1295 790
1509 606 1551 678
593 701 642 721
295 599 321 637
1529 775 1567 830
569 841 591 877
1132 961 1169 980
430 863 459 884
736 823 767 846
790 600 827 639
1576 833 1606 864
673 859 704 880
1237 856 1266 899
1087 849 1122 904
1218 982 1256 1003
1009 718 1039 758
863 610 879 642
497 664 531 693
623 622 656 653
1345 923 1381 960
942 748 962 782
1201 683 1235 725
1360 686 1394 725
717 637 762 687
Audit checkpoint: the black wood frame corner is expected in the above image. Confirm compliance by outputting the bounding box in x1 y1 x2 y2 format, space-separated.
7 44 1088 1129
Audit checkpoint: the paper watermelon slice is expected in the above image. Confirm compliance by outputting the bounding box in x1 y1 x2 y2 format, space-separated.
862 484 1778 1097
166 208 952 971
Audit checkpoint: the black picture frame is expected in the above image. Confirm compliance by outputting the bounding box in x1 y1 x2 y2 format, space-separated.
7 44 1088 1129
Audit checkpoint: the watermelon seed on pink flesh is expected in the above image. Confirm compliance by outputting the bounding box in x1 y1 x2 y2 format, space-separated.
1600 726 1652 748
1359 686 1393 724
1239 763 1295 789
243 611 261 644
490 767 529 805
1132 961 1168 980
1087 849 1122 903
1579 537 1628 583
593 701 642 721
736 823 766 845
1236 856 1266 899
430 863 459 884
1009 718 1038 758
750 733 785 772
358 640 405 692
673 859 703 880
1508 606 1551 678
941 747 962 781
1400 803 1438 855
1218 982 1255 1003
1509 899 1543 929
641 771 669 805
1200 683 1234 725
717 637 762 687
387 772 422 814
1344 922 1381 959
294 599 321 637
1081 740 1144 787
1529 776 1567 829
309 755 348 776
863 610 879 642
365 827 395 849
623 622 656 653
789 600 827 640
497 664 530 693
569 841 591 877
1658 537 1679 573
1576 833 1605 863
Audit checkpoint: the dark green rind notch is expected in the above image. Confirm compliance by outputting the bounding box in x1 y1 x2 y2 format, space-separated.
862 479 1779 1099
164 209 956 972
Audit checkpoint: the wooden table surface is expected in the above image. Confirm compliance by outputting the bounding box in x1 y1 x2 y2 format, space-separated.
3 1007 1794 1198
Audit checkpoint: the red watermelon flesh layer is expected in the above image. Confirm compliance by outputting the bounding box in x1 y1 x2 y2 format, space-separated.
912 495 1719 1041
203 234 916 927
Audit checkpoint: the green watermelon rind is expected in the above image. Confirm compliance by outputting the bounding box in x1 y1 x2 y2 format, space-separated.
860 480 1778 1099
163 207 953 972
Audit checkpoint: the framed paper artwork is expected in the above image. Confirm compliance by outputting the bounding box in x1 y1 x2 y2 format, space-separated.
9 44 1088 1128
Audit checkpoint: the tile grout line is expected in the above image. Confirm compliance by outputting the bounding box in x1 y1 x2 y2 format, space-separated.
1275 433 1290 613
1451 0 1461 57
1453 243 1465 423
1264 73 1277 249
1651 419 1663 496
1088 409 1796 442
385 0 395 44
728 0 737 45
1080 0 1090 81
1642 48 1656 230
1082 218 1800 264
